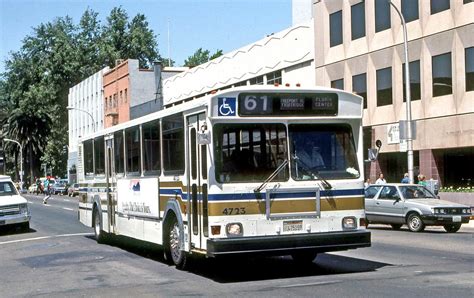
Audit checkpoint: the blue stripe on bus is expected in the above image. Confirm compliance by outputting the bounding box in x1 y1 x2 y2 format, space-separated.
159 188 363 201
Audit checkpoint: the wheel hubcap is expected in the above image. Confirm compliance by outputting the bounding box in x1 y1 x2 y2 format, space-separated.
410 217 420 229
169 222 181 262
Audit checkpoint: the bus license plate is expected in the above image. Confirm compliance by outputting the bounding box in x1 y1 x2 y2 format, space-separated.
452 216 461 222
283 220 303 232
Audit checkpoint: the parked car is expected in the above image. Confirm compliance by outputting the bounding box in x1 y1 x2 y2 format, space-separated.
51 182 68 195
67 183 80 197
28 184 38 194
0 175 31 231
365 183 471 233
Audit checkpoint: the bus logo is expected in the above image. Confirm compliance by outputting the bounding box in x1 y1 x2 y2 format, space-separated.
218 97 236 116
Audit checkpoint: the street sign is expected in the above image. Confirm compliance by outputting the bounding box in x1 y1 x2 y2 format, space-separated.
399 140 407 152
399 120 416 140
387 124 400 144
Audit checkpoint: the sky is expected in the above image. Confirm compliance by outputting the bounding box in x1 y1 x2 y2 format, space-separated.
0 0 292 73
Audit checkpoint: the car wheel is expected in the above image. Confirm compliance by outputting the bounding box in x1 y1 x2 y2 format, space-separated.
407 213 425 232
165 215 187 269
291 251 318 264
93 207 107 243
390 224 402 230
443 223 461 233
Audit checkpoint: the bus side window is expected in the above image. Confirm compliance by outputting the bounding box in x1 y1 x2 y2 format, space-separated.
162 114 185 175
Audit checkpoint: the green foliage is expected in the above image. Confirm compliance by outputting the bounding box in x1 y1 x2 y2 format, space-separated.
184 48 223 68
0 7 160 180
439 186 474 193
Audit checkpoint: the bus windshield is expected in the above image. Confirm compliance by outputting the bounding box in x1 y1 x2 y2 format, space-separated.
289 124 360 180
214 123 289 183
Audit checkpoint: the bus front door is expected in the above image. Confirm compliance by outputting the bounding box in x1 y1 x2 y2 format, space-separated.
105 137 116 233
186 113 209 250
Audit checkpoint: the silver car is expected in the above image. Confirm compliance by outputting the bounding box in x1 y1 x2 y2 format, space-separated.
365 184 471 233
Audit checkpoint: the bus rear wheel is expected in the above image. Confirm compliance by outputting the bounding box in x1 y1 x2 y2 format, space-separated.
291 251 318 264
165 216 187 269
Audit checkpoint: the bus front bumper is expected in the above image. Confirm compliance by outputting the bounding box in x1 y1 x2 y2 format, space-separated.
206 230 370 257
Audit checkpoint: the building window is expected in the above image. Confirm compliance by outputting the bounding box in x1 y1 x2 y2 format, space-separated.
466 47 474 91
267 70 282 85
124 88 128 103
330 10 343 47
234 81 247 87
120 90 123 103
375 0 391 32
352 73 367 109
249 75 264 85
351 2 365 40
432 52 452 97
403 60 421 102
376 67 393 106
402 0 419 22
331 78 344 90
464 0 474 4
431 0 450 14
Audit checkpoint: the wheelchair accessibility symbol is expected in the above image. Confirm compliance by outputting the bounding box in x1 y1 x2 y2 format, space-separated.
218 97 236 116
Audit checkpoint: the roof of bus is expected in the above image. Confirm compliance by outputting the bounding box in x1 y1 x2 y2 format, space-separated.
79 85 362 142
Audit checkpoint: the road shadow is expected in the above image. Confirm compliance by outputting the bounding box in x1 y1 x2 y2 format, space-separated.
0 225 37 236
84 234 390 283
367 225 470 234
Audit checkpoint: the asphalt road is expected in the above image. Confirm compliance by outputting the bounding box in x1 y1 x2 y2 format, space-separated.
0 193 472 297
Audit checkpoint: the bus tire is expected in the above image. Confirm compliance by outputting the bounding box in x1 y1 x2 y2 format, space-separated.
165 215 187 269
93 206 107 244
291 251 318 264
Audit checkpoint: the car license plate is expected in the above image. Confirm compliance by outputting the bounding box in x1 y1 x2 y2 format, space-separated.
452 216 461 223
283 220 303 232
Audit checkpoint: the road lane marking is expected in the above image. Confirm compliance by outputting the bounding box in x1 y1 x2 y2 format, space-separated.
62 207 74 211
0 233 94 245
278 280 342 288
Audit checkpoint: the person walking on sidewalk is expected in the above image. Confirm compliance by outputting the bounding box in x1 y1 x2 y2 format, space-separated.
375 173 386 184
401 173 410 184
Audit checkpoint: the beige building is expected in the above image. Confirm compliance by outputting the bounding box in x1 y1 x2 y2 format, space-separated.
312 0 473 186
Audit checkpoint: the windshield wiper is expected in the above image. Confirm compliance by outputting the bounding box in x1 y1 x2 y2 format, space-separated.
254 159 288 193
293 153 332 190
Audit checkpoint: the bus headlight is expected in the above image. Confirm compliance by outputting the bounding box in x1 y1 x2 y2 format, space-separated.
342 217 357 229
226 223 243 236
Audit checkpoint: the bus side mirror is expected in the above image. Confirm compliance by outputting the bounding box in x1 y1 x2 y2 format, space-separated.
366 139 382 162
197 123 211 145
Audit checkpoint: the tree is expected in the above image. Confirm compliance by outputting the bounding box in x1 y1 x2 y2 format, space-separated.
184 48 223 68
0 6 161 180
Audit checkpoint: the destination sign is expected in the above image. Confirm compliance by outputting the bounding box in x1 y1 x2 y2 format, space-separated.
238 93 338 116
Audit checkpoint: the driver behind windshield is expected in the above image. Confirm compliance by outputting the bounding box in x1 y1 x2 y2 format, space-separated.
294 137 325 171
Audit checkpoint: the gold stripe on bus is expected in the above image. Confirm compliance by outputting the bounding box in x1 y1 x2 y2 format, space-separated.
207 197 364 216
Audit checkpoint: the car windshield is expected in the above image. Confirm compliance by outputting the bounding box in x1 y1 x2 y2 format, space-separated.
289 124 360 180
0 181 18 196
214 123 288 183
400 185 436 199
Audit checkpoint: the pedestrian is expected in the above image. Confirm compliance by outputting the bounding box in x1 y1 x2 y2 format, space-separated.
401 173 410 184
418 174 427 187
364 178 371 188
375 173 386 184
43 176 51 204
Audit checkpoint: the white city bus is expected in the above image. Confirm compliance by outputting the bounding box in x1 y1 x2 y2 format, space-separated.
78 85 373 268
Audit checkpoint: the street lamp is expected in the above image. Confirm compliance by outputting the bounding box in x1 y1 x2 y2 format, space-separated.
389 1 414 184
66 106 96 132
4 138 23 191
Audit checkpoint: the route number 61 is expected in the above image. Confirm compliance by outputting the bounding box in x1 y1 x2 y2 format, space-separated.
243 95 270 114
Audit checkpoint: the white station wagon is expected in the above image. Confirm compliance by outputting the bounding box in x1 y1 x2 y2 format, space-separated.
0 175 30 231
365 183 471 233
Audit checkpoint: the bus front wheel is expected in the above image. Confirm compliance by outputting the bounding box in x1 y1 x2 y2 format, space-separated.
165 215 187 269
